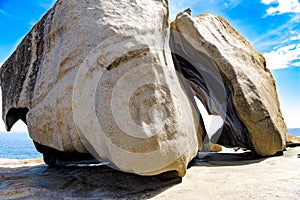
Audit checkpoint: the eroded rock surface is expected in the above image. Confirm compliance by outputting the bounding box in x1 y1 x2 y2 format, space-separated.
0 1 289 177
0 0 203 176
171 12 287 156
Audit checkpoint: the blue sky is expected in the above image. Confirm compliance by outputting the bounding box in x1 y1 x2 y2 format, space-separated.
0 0 299 132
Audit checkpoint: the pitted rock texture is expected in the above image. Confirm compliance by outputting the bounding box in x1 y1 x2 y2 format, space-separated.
171 12 287 156
0 0 202 176
0 1 289 177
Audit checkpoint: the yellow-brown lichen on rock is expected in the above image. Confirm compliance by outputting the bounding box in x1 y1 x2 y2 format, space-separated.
0 2 289 177
170 12 287 156
0 0 203 177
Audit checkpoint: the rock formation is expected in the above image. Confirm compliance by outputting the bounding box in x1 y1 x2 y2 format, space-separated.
170 12 287 156
0 0 203 177
286 134 300 147
0 1 288 177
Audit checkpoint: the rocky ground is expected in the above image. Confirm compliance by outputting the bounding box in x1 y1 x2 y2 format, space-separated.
0 147 299 200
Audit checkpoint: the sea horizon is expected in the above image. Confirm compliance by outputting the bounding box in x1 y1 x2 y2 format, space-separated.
0 131 42 160
0 128 299 160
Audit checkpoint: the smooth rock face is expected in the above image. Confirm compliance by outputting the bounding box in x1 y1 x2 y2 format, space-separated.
0 1 289 176
171 12 287 156
0 0 203 176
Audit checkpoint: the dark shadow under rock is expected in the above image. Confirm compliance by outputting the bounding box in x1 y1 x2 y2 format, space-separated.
191 151 266 167
0 164 181 200
1 147 300 199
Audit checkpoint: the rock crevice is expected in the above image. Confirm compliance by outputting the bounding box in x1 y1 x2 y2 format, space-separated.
0 1 288 176
171 12 287 156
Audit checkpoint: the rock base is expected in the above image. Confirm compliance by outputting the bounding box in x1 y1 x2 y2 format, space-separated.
1 147 299 199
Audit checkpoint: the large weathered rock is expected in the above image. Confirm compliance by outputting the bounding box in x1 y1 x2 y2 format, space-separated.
170 12 287 156
0 1 289 177
0 0 203 176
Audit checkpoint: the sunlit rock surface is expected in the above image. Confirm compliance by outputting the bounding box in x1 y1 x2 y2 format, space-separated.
0 0 203 176
287 134 300 147
171 12 287 156
0 1 290 177
0 147 299 199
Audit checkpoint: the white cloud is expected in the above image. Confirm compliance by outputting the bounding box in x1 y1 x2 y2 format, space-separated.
169 0 197 20
37 0 56 10
223 0 242 8
263 44 300 69
261 0 300 15
252 14 300 70
169 0 241 20
292 62 300 66
261 0 275 4
291 33 300 41
253 15 300 50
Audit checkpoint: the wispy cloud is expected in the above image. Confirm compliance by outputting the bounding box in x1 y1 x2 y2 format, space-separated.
0 9 11 18
252 18 300 68
37 0 56 10
222 0 242 9
169 0 198 20
252 13 300 69
0 7 21 22
29 20 37 27
290 30 300 40
25 1 56 28
169 0 241 20
261 0 300 15
253 15 300 47
252 15 300 57
0 9 6 15
263 44 300 69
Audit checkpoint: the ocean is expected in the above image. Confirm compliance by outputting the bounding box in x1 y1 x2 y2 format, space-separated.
288 128 300 137
0 132 42 159
0 129 299 160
